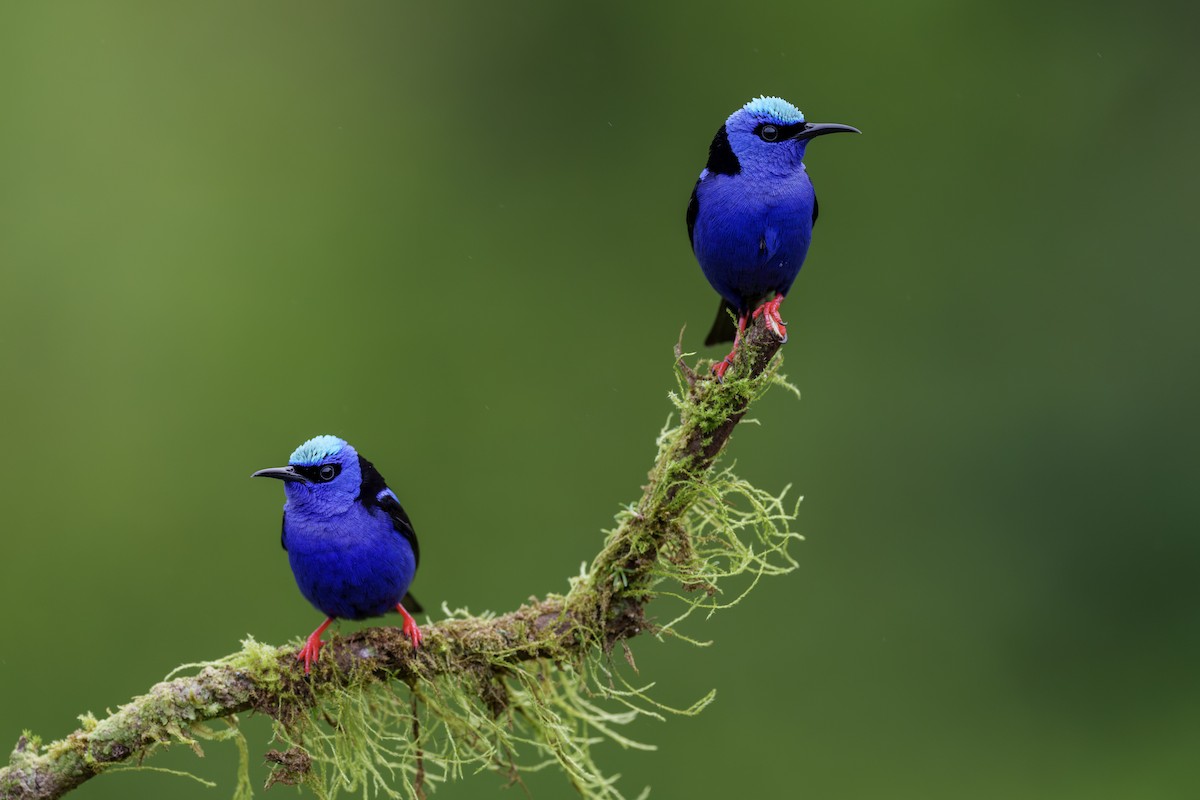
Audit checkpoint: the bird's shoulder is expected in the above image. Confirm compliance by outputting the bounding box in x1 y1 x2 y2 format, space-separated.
356 454 420 568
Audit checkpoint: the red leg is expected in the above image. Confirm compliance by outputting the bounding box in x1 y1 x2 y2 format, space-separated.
712 314 749 381
297 617 334 674
396 603 423 648
751 294 788 342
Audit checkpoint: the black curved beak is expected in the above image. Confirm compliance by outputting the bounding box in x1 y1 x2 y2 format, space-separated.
251 466 307 483
792 122 861 141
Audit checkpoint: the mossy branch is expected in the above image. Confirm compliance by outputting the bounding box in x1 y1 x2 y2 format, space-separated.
1 318 800 800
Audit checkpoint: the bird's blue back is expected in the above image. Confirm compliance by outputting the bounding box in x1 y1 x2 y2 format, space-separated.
279 436 418 620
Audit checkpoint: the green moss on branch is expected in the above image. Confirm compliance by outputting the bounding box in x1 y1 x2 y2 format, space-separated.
0 318 801 800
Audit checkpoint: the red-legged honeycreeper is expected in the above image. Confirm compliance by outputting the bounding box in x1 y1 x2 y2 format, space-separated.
686 96 860 379
253 435 422 673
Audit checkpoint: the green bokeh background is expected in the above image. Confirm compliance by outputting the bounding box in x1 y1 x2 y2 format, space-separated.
2 2 1198 798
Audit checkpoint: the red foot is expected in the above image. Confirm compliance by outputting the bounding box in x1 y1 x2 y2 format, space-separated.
297 617 334 674
711 314 750 382
751 294 787 342
397 603 423 648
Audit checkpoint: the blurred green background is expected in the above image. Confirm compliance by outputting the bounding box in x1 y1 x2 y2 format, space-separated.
2 1 1198 798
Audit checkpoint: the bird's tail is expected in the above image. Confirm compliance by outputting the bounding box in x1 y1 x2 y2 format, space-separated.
704 299 739 346
400 592 423 614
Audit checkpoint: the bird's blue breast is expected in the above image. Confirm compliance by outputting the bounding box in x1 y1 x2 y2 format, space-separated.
283 502 417 620
691 170 815 310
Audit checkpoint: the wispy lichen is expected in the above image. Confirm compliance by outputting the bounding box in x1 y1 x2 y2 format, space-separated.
0 320 799 800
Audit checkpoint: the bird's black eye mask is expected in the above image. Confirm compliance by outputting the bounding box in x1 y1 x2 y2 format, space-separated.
291 463 342 483
754 121 807 142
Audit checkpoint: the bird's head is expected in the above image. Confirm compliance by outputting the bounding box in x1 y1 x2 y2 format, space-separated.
252 434 363 515
710 96 860 178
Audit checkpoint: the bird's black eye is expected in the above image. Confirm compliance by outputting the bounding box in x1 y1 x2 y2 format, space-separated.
759 124 779 142
319 465 336 482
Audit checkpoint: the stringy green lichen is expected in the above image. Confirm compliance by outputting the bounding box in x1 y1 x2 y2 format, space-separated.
2 345 802 800
266 465 799 800
258 356 803 800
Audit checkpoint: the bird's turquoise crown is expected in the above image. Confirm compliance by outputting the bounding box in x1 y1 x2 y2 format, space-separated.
290 435 347 466
743 96 804 124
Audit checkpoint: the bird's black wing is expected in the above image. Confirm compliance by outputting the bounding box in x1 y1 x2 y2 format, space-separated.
281 511 288 550
812 193 819 227
691 183 739 345
358 454 424 612
357 454 420 568
704 298 739 346
374 489 420 568
686 186 700 252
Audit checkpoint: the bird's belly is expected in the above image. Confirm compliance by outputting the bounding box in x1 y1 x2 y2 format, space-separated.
287 529 415 620
693 184 813 309
696 220 811 308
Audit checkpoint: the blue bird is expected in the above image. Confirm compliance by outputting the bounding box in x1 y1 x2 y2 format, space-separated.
687 96 859 379
253 435 422 672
